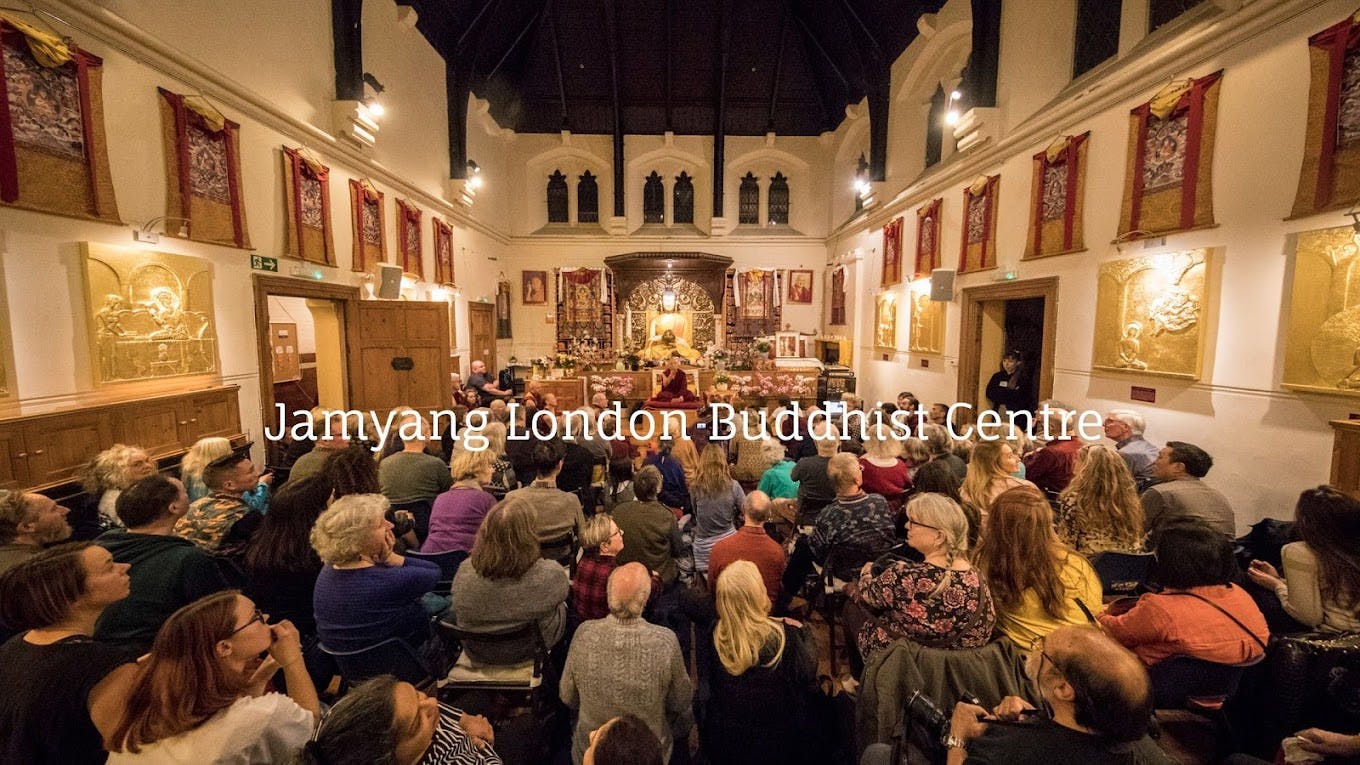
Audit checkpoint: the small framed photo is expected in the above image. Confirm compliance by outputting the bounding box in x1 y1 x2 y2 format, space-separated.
776 330 800 358
522 270 548 305
788 269 813 304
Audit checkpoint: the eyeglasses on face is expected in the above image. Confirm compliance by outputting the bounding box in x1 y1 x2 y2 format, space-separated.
906 517 940 531
1029 635 1060 674
229 607 267 636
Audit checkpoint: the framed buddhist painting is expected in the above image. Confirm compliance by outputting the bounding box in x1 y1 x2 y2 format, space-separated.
523 270 548 305
788 270 813 304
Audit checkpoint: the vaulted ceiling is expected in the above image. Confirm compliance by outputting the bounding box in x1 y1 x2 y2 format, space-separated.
399 0 945 136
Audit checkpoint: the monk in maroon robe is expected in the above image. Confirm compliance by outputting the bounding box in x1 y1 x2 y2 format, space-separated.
655 355 697 402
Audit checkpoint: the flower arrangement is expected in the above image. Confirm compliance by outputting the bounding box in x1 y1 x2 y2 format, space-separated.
589 375 636 398
555 352 578 370
735 373 816 398
531 355 553 369
701 345 730 368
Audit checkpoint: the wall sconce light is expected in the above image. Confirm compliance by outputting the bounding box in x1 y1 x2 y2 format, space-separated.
133 216 190 244
466 159 483 190
945 89 963 126
362 72 385 118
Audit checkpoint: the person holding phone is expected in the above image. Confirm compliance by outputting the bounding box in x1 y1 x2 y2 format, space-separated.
105 590 320 763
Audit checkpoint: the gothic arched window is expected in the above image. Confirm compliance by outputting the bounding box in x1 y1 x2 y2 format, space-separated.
738 172 759 224
643 171 664 223
577 171 598 223
673 171 694 224
546 170 568 222
767 172 789 225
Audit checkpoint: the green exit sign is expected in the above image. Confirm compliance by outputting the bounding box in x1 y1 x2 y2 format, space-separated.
250 254 278 272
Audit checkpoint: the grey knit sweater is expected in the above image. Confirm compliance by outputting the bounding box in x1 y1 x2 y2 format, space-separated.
559 614 693 763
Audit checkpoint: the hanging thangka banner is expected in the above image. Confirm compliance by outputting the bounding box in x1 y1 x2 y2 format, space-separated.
1023 132 1089 259
0 17 118 223
396 199 422 278
556 268 612 349
1117 71 1222 240
725 269 782 339
496 281 512 339
432 218 454 284
348 178 385 273
914 198 942 279
281 146 334 266
1291 12 1360 218
881 216 903 287
959 175 1000 274
159 88 249 248
830 266 846 325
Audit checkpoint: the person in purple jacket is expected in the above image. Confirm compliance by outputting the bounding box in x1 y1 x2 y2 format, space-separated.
423 450 497 556
310 494 442 663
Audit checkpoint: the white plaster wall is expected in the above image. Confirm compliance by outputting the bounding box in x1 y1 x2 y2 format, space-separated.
267 296 317 355
836 0 1360 531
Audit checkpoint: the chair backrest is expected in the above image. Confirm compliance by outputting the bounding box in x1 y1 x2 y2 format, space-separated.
540 530 577 568
436 620 547 675
404 548 468 580
1148 654 1263 710
320 637 434 688
1090 551 1154 597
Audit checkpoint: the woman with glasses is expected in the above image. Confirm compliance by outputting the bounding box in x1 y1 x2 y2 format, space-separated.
977 487 1103 649
300 675 499 765
106 590 319 763
851 493 994 659
570 513 629 625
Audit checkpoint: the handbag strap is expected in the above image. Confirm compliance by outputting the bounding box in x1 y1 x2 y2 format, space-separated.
1165 590 1268 651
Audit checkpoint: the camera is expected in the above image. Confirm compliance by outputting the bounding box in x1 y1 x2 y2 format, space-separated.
906 689 983 748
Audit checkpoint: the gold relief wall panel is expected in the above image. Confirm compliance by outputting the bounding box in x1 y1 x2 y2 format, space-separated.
1092 249 1213 380
907 283 944 355
81 242 218 385
1283 226 1360 396
874 293 898 350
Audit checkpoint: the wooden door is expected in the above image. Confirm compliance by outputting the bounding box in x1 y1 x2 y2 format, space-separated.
22 411 113 488
270 323 301 382
0 428 27 489
468 303 495 373
347 301 451 413
116 399 185 458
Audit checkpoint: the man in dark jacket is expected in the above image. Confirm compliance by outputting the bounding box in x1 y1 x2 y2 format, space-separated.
95 474 230 653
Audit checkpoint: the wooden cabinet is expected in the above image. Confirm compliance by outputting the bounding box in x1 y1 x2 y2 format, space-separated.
1330 419 1360 499
0 386 243 491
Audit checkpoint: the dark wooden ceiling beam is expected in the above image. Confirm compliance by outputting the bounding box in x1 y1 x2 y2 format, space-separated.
832 0 890 181
603 0 625 216
446 0 503 179
837 0 886 61
547 0 569 130
665 0 673 132
331 0 364 101
485 0 549 81
788 2 846 128
713 0 730 218
765 5 788 133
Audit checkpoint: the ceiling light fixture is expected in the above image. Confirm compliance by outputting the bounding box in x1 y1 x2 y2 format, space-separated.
362 72 385 119
945 88 964 126
467 159 483 190
133 216 190 244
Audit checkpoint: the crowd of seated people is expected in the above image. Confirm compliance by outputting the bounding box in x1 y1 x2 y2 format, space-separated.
3 386 1360 765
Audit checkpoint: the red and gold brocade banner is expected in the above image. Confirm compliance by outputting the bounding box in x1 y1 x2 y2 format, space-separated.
1291 12 1360 217
914 198 942 278
1117 71 1222 239
348 178 385 273
958 175 1000 274
1023 132 1089 260
881 216 903 287
0 21 119 223
830 266 846 325
159 88 248 248
282 146 334 266
396 199 422 279
432 218 454 284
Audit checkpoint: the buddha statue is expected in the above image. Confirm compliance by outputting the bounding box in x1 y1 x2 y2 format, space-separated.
640 314 700 362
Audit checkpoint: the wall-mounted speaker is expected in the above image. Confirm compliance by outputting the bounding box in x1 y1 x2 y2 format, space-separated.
377 263 403 299
929 269 955 301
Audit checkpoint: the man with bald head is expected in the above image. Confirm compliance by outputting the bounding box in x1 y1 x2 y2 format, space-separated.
708 490 786 601
467 359 512 406
560 562 693 764
946 625 1172 763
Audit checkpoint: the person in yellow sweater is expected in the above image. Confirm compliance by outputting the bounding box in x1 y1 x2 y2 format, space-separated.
976 486 1103 649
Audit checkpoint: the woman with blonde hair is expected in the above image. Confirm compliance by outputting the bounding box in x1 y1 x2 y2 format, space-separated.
977 486 1103 649
82 444 157 530
423 448 497 555
476 420 518 497
860 423 911 514
851 493 994 657
690 444 744 574
1055 444 1145 554
449 496 569 664
959 440 1034 525
702 560 817 764
182 436 270 510
105 590 319 763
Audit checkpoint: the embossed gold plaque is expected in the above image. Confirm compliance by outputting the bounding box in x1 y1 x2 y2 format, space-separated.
907 283 944 355
1283 226 1360 396
875 292 897 351
81 242 218 385
1092 249 1212 380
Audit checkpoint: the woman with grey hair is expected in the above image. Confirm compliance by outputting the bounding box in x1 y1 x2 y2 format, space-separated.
82 444 157 531
755 438 798 501
310 494 442 660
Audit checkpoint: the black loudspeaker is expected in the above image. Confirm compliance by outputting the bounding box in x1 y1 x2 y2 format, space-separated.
377 264 403 299
929 269 955 301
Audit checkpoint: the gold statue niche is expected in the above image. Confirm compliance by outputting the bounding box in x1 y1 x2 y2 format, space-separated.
875 293 898 350
1092 249 1212 380
1283 226 1360 396
81 242 218 385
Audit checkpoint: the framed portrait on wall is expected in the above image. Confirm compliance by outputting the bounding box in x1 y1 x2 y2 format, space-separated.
787 270 813 304
522 270 548 305
775 331 799 358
